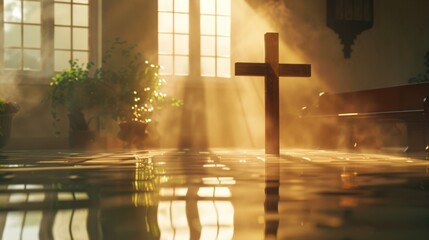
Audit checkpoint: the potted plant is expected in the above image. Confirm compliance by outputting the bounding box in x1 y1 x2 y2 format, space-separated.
48 39 183 149
0 98 19 149
48 60 105 148
101 39 182 148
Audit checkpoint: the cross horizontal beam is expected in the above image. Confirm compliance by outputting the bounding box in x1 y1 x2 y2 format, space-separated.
235 62 311 77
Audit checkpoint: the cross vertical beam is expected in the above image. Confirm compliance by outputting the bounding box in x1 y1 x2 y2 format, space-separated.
265 33 280 154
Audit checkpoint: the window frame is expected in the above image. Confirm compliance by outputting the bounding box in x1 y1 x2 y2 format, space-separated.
0 0 101 84
2 0 43 72
199 0 231 78
157 0 232 81
158 0 191 77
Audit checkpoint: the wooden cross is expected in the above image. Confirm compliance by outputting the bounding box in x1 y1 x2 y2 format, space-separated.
235 32 311 155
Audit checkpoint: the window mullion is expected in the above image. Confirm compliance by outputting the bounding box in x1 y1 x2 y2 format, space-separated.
70 1 73 60
172 3 175 75
88 0 100 67
42 0 54 74
189 0 200 78
0 0 4 70
214 7 218 76
20 1 24 69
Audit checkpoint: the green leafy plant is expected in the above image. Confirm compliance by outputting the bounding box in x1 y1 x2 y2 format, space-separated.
48 39 183 145
48 60 104 133
100 38 183 124
99 39 183 148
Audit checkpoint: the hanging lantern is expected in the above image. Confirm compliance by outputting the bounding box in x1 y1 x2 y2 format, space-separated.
327 0 374 58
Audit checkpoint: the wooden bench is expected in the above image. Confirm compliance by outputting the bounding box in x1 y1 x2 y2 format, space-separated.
300 82 429 152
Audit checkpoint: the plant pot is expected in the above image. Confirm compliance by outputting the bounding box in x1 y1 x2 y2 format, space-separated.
68 111 89 131
0 113 15 149
117 121 148 148
68 111 95 149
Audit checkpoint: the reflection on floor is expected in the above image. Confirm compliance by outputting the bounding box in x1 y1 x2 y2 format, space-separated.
0 149 428 239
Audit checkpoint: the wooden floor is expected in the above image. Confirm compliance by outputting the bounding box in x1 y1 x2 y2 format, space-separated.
0 148 428 240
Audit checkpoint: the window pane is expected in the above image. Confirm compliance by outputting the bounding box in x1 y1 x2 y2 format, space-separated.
201 36 215 56
73 28 89 50
201 57 215 77
4 48 21 69
158 0 173 12
4 24 22 47
158 12 173 33
217 58 230 77
174 34 188 55
73 4 89 27
55 3 71 25
217 36 230 57
74 0 88 4
159 55 173 75
55 50 71 71
174 56 189 75
174 13 189 34
158 1 191 77
23 49 41 70
23 1 41 24
217 16 230 36
73 51 89 65
201 15 215 35
55 27 71 49
175 0 189 13
158 33 173 54
23 25 41 48
217 0 231 16
4 0 22 22
200 0 215 14
55 0 71 2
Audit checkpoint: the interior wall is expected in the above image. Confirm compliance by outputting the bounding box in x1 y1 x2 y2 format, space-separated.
3 0 429 150
102 0 158 62
266 0 429 92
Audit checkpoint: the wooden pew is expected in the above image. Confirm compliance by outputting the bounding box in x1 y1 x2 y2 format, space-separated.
301 82 429 152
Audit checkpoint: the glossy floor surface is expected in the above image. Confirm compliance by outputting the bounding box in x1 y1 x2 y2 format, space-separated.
0 149 429 240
